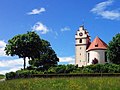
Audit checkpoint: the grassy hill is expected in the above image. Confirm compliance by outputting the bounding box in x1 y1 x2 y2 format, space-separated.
0 77 120 90
0 74 4 79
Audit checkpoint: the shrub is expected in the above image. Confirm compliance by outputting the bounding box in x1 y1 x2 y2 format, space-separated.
0 74 5 79
6 72 16 80
6 70 44 80
5 64 120 80
82 63 120 73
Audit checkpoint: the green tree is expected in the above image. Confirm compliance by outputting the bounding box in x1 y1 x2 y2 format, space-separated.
29 39 59 70
5 31 42 69
107 33 120 64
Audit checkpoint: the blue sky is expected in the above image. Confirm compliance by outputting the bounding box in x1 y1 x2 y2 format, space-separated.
0 0 120 74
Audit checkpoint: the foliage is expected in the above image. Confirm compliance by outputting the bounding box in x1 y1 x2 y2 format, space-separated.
83 63 120 73
6 65 78 79
6 64 120 80
5 31 59 70
5 31 42 69
6 72 16 80
0 74 5 79
29 39 59 70
47 64 78 74
6 70 43 80
107 33 120 64
1 77 120 90
92 58 98 64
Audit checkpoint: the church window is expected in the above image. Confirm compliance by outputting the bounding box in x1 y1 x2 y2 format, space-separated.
105 52 107 62
88 53 90 63
95 44 98 47
79 39 82 43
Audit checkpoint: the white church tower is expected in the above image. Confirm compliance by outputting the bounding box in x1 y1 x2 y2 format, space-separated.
75 25 108 67
75 26 90 67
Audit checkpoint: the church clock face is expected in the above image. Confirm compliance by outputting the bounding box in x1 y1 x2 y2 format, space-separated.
79 32 83 36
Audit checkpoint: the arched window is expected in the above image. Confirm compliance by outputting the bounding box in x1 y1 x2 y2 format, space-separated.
88 53 90 63
79 39 82 43
105 52 107 62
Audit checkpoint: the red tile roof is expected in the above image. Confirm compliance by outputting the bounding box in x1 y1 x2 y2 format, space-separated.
86 36 107 51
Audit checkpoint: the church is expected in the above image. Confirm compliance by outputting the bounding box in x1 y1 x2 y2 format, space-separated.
75 26 108 67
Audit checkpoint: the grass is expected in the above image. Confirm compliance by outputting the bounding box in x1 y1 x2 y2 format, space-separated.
0 74 5 79
0 77 120 90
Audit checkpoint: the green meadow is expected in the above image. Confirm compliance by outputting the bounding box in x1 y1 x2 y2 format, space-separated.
0 77 120 90
0 74 4 79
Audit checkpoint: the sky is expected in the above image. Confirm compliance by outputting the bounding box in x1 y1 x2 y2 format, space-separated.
0 0 120 74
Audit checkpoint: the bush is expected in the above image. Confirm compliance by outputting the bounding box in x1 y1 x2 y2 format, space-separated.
5 64 120 80
0 74 5 79
6 70 44 80
82 63 120 73
47 64 78 74
6 72 16 80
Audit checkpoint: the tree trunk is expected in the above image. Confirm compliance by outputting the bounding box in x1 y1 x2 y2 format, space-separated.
23 57 26 70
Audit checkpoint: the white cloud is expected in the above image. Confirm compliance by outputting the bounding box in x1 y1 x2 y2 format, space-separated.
0 58 26 68
0 56 75 74
0 58 29 75
59 56 75 64
0 40 7 57
32 22 49 34
0 40 30 75
91 0 120 20
0 67 22 75
0 40 6 48
61 27 71 32
27 8 46 15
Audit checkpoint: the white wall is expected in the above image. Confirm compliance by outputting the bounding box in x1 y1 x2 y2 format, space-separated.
87 50 107 65
75 45 87 67
75 26 89 67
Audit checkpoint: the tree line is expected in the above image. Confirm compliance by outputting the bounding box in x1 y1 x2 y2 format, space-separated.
4 31 120 76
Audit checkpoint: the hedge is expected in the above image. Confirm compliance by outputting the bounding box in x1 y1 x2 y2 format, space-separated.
6 73 120 80
5 63 120 80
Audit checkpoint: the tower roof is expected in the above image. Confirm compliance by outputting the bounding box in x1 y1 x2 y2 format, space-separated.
86 36 107 51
